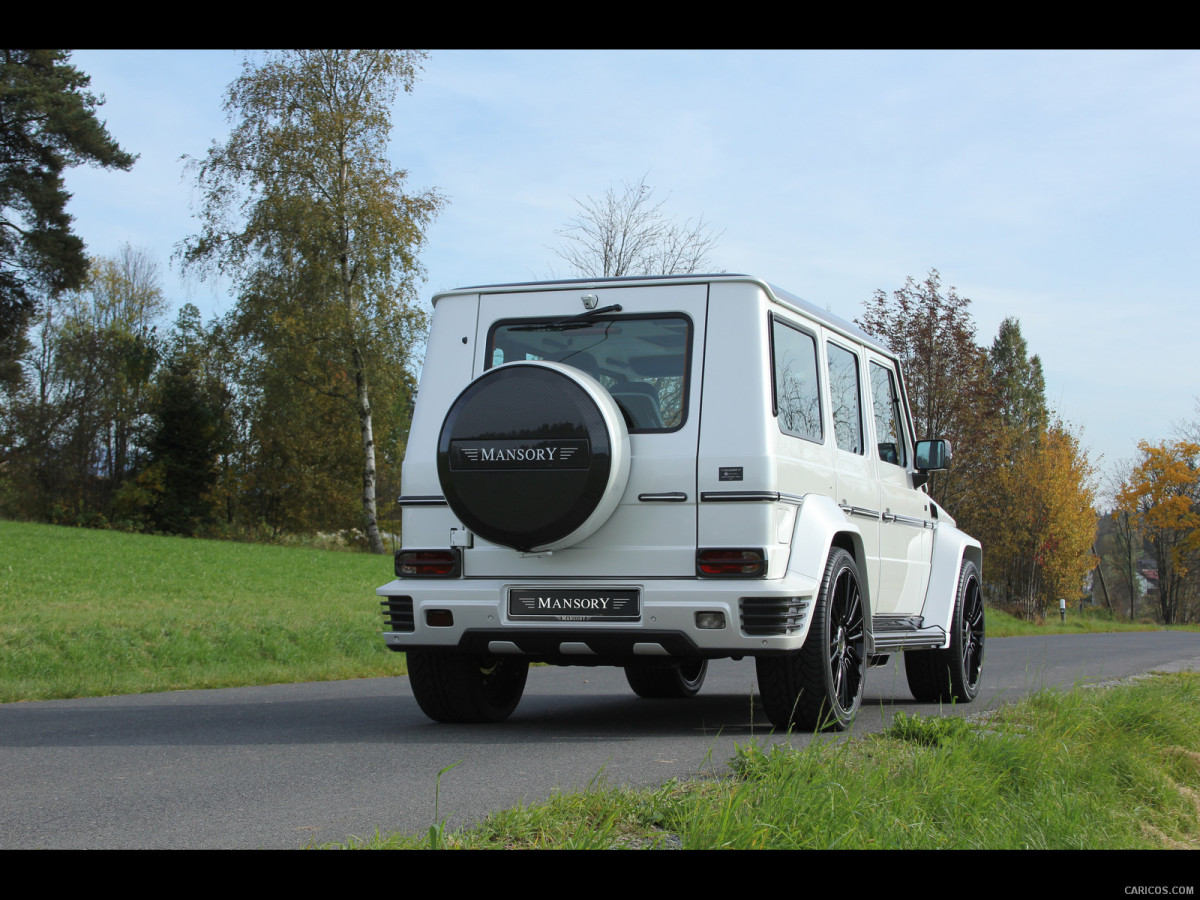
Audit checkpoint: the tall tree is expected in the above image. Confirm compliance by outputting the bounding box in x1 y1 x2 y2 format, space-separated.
1 245 164 523
71 244 165 488
142 353 227 537
991 420 1097 616
856 269 996 518
989 317 1047 436
0 50 135 353
554 174 722 277
1099 464 1145 620
983 316 1064 611
180 50 444 552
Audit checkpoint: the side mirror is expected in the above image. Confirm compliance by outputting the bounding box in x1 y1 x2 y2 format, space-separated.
914 439 952 472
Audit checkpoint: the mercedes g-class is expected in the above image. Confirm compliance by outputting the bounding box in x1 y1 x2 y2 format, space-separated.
377 274 984 730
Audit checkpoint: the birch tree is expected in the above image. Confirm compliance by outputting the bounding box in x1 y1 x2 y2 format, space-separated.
180 50 444 552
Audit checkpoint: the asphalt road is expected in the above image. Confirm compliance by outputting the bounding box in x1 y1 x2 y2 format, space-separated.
1 631 1197 849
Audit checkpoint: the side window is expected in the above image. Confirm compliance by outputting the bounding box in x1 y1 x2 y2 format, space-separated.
870 361 908 467
771 318 822 443
826 342 863 454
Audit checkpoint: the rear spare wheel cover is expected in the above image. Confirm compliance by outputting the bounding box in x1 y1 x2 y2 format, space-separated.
437 361 631 552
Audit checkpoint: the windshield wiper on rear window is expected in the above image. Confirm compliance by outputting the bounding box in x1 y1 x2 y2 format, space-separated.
509 304 623 332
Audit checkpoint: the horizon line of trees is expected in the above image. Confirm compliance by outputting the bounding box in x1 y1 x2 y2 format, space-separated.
0 243 416 545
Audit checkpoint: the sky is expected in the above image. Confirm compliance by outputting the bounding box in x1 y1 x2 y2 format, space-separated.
62 49 1200 488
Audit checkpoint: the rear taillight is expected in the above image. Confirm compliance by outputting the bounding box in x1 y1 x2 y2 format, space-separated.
395 549 460 577
697 548 766 577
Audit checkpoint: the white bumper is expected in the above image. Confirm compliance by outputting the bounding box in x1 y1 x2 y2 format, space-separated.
377 572 821 657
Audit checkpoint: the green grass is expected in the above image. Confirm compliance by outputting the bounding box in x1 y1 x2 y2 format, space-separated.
0 519 404 701
336 673 1200 850
986 604 1200 637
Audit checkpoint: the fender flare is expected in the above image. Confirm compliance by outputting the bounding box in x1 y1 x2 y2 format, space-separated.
920 523 983 648
786 493 872 627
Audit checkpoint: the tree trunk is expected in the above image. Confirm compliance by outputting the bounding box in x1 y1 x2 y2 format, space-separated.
353 346 385 554
1091 548 1112 611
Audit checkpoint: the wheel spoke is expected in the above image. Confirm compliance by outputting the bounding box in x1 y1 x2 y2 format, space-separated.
845 585 862 628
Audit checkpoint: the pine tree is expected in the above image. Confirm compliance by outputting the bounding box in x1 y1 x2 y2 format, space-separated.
0 50 135 356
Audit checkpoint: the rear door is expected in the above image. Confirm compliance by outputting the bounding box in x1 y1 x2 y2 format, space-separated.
825 334 881 598
867 353 934 615
465 283 708 578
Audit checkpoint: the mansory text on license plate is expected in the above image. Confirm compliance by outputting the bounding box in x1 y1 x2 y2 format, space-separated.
508 588 640 621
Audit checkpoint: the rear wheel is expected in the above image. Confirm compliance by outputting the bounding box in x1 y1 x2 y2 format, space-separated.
406 650 529 723
756 548 866 731
905 560 984 703
624 659 708 698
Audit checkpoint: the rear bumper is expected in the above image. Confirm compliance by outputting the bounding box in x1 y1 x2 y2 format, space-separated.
376 572 821 660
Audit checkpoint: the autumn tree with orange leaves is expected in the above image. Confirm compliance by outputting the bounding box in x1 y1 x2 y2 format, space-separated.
1115 440 1200 625
991 422 1097 617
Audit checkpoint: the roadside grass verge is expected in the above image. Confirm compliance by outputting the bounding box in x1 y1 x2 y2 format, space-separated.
0 519 402 701
986 605 1199 637
337 673 1200 850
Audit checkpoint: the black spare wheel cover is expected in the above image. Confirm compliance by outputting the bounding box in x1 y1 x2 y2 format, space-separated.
437 361 631 552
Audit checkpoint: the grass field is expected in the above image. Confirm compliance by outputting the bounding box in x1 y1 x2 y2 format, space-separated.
0 519 404 702
985 604 1192 636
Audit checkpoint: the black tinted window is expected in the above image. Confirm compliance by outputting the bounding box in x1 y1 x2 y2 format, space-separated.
487 315 691 433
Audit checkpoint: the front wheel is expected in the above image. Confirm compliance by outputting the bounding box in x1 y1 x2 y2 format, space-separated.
406 650 530 723
905 559 985 703
624 659 708 698
756 548 866 731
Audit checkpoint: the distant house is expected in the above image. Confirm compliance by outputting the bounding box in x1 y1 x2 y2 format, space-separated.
1137 558 1159 584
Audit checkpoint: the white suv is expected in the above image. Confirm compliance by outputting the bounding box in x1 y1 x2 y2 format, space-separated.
378 274 984 730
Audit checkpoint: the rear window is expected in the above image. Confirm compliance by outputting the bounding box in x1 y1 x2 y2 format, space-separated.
486 314 692 433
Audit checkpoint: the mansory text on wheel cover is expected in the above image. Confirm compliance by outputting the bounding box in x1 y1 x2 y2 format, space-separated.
437 361 631 552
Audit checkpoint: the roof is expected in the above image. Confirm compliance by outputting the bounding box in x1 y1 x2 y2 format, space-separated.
432 273 895 358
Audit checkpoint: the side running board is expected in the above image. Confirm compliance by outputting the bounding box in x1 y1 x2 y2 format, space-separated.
871 615 947 652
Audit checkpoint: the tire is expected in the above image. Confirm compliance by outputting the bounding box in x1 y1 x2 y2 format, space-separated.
624 659 708 699
437 361 630 552
406 650 530 723
756 548 866 731
905 560 985 703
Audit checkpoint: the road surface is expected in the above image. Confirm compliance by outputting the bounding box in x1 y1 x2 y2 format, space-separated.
1 631 1197 848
